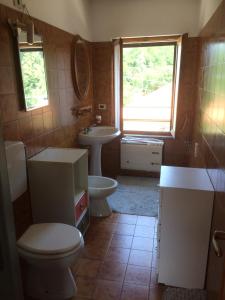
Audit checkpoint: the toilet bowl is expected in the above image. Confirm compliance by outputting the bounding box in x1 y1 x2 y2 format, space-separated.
17 223 84 300
88 175 118 217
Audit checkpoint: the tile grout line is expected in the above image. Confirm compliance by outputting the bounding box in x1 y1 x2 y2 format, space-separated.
79 214 159 300
118 223 135 300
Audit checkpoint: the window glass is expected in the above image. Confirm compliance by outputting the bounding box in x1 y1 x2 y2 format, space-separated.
20 48 48 110
123 44 176 133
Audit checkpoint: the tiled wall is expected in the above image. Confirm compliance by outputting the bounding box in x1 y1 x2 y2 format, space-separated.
164 36 200 166
191 0 225 295
92 42 114 126
0 4 94 237
92 36 200 177
92 42 120 178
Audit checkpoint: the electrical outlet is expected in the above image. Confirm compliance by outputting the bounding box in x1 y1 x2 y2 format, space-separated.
98 104 107 110
194 142 199 158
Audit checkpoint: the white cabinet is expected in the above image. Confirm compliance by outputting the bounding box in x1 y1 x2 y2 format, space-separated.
28 148 89 234
158 166 214 289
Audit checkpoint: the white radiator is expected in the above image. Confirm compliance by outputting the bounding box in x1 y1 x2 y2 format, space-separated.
120 136 164 172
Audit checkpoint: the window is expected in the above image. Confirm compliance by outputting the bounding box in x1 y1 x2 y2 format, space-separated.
120 37 181 136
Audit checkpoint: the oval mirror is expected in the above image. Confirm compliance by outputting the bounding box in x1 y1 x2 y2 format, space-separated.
71 35 91 101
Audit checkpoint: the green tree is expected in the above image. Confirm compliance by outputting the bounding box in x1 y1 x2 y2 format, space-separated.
123 45 174 105
20 49 48 109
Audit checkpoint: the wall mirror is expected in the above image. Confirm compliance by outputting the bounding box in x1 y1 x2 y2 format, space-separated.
71 35 91 101
16 30 49 111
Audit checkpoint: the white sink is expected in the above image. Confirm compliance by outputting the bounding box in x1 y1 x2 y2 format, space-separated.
78 126 120 145
78 126 121 176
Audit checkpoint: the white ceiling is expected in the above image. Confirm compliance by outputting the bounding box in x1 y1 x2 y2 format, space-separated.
0 0 222 41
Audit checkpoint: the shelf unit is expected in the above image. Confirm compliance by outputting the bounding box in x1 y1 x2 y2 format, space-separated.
28 147 89 235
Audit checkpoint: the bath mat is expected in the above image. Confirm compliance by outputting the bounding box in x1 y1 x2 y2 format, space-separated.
108 176 159 217
163 287 207 300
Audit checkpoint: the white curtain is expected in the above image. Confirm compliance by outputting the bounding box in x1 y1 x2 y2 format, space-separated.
114 39 122 130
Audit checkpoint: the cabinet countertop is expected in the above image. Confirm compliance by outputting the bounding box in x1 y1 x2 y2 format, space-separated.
160 166 214 192
28 147 87 164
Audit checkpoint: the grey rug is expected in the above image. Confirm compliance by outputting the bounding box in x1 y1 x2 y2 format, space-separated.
108 176 159 217
163 287 207 300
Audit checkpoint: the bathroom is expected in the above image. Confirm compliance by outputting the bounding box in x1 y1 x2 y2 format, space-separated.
1 0 225 299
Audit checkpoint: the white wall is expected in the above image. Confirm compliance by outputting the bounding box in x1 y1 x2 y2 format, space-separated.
1 0 222 42
89 0 200 41
199 0 223 30
0 0 92 40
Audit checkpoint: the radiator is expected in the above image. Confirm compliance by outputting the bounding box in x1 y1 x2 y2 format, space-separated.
120 136 164 172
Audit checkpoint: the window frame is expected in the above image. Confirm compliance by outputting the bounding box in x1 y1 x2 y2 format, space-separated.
121 36 181 137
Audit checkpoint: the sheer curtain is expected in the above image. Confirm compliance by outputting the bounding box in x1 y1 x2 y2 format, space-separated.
113 39 122 130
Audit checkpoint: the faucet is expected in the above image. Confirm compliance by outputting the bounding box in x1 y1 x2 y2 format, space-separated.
83 127 91 134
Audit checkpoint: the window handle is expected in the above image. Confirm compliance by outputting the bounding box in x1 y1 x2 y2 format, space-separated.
212 230 225 257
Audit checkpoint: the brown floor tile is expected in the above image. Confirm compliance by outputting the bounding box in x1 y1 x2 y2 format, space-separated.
82 244 109 260
132 237 154 252
100 213 119 223
73 297 92 300
125 265 151 286
129 249 152 268
85 230 112 244
134 225 155 238
75 258 101 278
76 277 96 298
104 247 130 263
93 279 123 300
98 261 127 282
115 223 135 235
110 234 133 249
121 284 149 300
150 269 159 287
149 285 165 300
85 233 112 248
91 222 117 234
151 251 158 270
117 214 138 225
137 216 156 227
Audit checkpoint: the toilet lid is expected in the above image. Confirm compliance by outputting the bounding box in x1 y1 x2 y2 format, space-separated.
17 223 82 255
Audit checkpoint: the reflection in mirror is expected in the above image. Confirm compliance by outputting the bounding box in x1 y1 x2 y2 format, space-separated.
72 35 90 101
18 31 48 111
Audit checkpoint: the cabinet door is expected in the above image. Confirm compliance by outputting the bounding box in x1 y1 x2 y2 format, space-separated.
158 188 213 289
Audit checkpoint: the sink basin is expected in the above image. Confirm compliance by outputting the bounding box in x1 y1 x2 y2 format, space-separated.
78 126 121 145
78 126 121 176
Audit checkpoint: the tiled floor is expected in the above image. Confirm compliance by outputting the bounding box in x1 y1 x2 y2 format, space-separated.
72 213 165 300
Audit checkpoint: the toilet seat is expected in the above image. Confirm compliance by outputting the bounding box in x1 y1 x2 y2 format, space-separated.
17 244 82 260
17 223 83 256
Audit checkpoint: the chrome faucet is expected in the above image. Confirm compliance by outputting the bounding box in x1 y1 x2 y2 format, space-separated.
83 127 91 134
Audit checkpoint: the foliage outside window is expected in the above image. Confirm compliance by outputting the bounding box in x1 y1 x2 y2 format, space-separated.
122 41 177 135
20 48 48 110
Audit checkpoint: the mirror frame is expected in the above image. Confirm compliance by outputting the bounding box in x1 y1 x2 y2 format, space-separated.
9 22 49 111
71 35 91 101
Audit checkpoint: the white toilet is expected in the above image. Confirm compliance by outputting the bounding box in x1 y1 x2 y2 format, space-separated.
5 141 84 300
88 175 118 217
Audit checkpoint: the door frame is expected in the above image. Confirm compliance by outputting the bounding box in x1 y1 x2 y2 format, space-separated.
0 125 24 299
